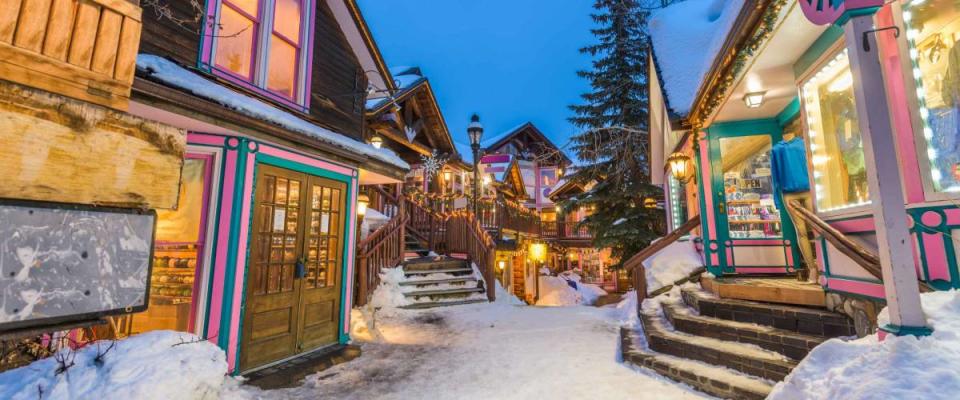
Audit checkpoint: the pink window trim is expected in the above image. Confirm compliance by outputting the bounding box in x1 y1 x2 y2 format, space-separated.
215 0 262 82
265 0 304 101
203 0 316 112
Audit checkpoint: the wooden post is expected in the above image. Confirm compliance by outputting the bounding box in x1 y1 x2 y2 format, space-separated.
841 13 929 335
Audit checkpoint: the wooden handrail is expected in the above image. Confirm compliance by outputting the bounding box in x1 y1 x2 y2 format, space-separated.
624 216 700 273
786 200 932 293
355 212 408 306
444 211 497 301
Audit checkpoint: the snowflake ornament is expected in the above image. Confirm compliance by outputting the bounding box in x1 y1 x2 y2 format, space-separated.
420 150 448 178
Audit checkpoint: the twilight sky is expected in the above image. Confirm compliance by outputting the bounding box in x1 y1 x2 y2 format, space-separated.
357 0 596 157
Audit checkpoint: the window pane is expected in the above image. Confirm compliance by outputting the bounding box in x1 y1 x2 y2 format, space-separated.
267 35 298 98
215 6 257 79
226 0 259 17
274 0 302 44
802 49 870 212
719 135 781 239
904 0 960 192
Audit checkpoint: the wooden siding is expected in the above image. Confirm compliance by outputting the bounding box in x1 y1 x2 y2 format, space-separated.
137 0 202 67
0 80 186 209
309 0 366 140
0 0 143 110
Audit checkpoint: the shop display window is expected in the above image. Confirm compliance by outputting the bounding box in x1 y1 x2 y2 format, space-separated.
719 135 782 239
903 0 960 193
130 156 212 335
801 49 871 212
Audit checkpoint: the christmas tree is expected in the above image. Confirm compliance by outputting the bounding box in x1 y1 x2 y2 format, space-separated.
562 0 666 268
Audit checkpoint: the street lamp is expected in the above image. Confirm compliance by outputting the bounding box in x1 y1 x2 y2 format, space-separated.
468 114 484 217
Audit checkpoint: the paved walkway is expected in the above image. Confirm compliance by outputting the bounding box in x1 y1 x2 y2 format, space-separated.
232 300 707 399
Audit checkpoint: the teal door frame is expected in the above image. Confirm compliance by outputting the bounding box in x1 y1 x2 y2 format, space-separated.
705 118 801 275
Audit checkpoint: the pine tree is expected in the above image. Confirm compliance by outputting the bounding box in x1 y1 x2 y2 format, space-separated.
562 0 666 268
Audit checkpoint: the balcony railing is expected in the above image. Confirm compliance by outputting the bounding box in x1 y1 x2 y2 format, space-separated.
541 220 592 240
0 0 142 110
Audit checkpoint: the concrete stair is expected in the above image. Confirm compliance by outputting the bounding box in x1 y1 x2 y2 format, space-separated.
397 256 487 309
621 284 856 400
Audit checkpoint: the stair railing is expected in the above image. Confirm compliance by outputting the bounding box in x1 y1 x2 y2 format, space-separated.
623 216 701 314
785 200 933 293
445 210 497 301
355 212 408 307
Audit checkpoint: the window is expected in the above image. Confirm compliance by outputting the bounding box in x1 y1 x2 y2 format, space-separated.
801 48 870 212
719 135 782 239
903 0 960 193
211 0 312 105
540 168 557 186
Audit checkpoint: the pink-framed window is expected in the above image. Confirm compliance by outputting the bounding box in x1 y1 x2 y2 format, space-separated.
206 0 314 109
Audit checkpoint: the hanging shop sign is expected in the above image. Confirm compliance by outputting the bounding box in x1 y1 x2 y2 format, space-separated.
0 200 156 334
799 0 884 25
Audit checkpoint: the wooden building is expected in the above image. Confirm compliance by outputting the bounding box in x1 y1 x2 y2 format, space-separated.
116 0 409 374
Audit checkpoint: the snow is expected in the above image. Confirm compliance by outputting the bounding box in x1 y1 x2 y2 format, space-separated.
536 272 608 307
360 208 391 240
613 218 627 226
648 0 745 115
230 285 708 399
641 239 704 293
769 290 960 400
454 141 475 164
0 331 231 400
136 54 409 170
480 122 530 148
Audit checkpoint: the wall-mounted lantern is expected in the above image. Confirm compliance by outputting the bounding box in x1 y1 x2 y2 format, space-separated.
370 136 383 149
667 152 694 184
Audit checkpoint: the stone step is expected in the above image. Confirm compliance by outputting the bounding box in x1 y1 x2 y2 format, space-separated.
403 287 485 299
403 257 468 272
399 298 487 309
398 277 478 287
681 287 856 338
403 267 474 276
640 310 797 381
661 300 826 360
620 327 772 400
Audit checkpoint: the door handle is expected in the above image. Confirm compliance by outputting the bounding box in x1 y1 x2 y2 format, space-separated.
295 258 306 279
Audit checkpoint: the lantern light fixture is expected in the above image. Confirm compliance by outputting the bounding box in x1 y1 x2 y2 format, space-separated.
443 170 453 182
743 91 766 108
370 136 383 149
667 152 693 183
498 260 507 271
357 194 370 218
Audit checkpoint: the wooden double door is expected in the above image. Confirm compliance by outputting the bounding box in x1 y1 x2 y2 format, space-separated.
240 165 346 372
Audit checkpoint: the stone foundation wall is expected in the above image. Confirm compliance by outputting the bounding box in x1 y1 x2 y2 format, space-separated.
824 292 883 337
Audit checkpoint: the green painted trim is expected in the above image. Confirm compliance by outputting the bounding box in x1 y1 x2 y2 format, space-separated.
776 97 800 127
819 236 832 277
338 178 356 345
257 153 352 184
880 323 933 337
219 139 250 354
793 25 844 79
704 119 798 275
835 6 881 27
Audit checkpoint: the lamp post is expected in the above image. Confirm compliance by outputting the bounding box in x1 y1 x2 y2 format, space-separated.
468 114 484 217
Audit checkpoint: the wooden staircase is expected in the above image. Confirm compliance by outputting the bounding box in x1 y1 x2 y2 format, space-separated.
621 280 855 399
398 256 487 309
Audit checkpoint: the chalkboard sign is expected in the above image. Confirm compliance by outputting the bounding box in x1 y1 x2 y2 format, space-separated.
0 200 155 333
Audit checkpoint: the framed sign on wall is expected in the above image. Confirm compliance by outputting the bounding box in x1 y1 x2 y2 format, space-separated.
0 200 156 334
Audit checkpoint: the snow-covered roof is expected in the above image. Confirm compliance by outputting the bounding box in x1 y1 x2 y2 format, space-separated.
481 122 530 148
648 0 745 116
365 66 428 111
136 54 409 170
454 141 475 164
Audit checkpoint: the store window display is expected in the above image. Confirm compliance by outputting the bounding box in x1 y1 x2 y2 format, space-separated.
903 0 960 192
130 156 212 334
801 49 870 211
719 136 782 239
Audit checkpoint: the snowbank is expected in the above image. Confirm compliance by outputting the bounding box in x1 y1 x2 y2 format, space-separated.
769 290 960 400
536 274 608 307
0 331 229 400
360 208 391 240
367 267 413 310
648 0 745 115
642 239 704 293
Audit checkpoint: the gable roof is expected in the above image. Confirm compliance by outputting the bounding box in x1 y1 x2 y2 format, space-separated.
648 0 745 116
328 0 396 97
482 122 572 165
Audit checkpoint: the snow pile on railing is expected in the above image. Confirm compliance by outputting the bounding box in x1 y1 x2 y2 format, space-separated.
769 290 960 400
642 238 704 293
0 331 230 400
